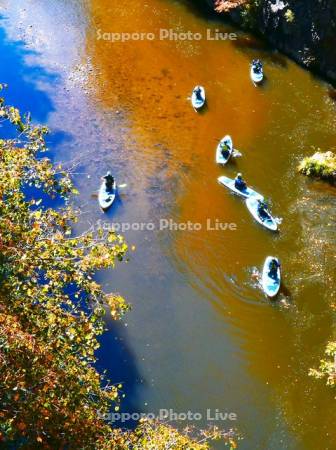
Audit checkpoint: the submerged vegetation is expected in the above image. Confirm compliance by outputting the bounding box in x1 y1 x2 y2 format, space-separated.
298 151 336 183
309 342 336 388
0 84 236 448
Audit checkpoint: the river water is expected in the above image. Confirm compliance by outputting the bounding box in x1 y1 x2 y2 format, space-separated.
0 0 335 448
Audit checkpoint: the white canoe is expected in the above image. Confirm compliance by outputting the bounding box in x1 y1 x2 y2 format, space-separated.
98 181 117 211
216 135 233 165
250 65 263 84
191 86 206 110
245 197 278 231
218 176 263 200
262 256 281 298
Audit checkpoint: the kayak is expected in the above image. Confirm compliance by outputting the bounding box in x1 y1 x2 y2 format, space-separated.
262 256 281 298
98 180 117 211
216 135 233 165
250 64 263 84
218 176 263 200
245 197 278 231
191 86 206 110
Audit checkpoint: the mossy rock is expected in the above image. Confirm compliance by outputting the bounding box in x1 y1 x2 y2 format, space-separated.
298 151 336 183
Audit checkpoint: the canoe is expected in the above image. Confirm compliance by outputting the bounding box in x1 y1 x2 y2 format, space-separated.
191 86 206 110
218 176 263 200
98 180 117 211
245 197 278 231
250 64 263 84
262 256 281 298
215 135 233 165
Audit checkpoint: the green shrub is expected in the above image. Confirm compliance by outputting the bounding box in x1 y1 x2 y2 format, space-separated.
298 151 336 183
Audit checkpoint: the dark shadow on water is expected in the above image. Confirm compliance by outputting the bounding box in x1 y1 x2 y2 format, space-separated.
253 74 268 89
95 320 143 429
234 34 269 52
266 51 288 68
279 282 291 298
103 194 123 216
328 87 336 102
195 102 208 115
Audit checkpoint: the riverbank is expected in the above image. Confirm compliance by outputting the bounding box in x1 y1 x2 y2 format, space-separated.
204 0 336 83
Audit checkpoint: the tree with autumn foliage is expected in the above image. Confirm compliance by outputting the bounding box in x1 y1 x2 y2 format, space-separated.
214 0 248 13
0 84 237 449
0 83 129 448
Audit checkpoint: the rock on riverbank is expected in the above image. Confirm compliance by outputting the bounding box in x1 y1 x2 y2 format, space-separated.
298 151 336 183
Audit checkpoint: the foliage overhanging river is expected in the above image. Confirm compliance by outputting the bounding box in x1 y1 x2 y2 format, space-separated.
0 0 335 448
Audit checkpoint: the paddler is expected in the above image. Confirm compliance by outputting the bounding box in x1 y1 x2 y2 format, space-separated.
234 173 247 191
221 140 231 159
103 171 115 191
257 199 269 220
269 259 280 279
194 86 203 100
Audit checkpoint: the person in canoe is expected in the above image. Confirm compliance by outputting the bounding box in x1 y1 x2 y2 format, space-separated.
194 86 203 101
269 258 280 279
220 140 231 159
234 173 247 191
257 199 269 220
252 59 262 73
102 171 115 191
